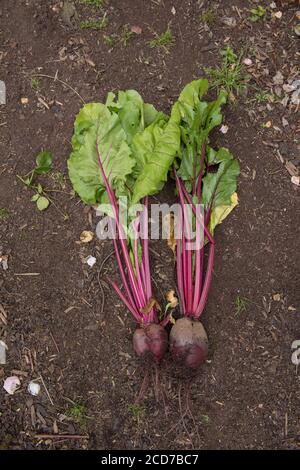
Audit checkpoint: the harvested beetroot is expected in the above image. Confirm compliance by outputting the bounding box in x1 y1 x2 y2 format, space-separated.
170 317 208 368
133 324 168 363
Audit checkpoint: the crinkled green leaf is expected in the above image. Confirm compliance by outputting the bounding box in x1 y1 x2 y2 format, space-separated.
131 104 181 204
68 103 135 205
174 79 227 187
105 90 160 143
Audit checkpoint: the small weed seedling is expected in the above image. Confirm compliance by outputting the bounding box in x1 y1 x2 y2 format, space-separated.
0 208 10 220
17 151 53 211
17 151 68 218
148 26 174 51
235 295 248 315
67 403 88 428
254 88 273 103
201 414 210 424
80 13 108 30
120 24 133 46
200 9 215 25
80 0 106 7
248 6 266 22
128 404 146 423
30 77 41 92
103 33 117 46
205 46 248 98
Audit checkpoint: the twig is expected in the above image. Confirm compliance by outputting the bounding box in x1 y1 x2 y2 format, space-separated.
14 273 40 276
40 374 54 406
35 434 88 440
50 331 60 354
31 73 85 104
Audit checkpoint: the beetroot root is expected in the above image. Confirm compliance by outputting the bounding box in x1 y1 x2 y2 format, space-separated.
133 323 168 363
170 317 208 368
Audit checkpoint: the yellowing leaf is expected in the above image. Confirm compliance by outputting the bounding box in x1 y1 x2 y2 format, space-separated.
208 192 238 234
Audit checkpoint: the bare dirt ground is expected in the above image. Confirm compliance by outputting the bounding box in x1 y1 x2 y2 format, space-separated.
0 0 300 450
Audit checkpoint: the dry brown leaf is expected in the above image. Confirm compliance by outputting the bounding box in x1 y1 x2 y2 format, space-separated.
166 289 178 308
140 297 161 314
285 161 299 177
131 25 142 34
80 230 94 243
163 213 176 253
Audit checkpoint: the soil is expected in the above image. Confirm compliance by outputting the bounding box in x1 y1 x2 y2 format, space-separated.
0 0 300 450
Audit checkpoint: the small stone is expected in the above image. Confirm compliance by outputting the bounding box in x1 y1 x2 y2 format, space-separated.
221 17 237 27
243 58 253 66
86 255 96 267
28 382 41 396
291 176 300 186
220 124 229 134
273 71 284 85
3 376 21 395
273 293 281 301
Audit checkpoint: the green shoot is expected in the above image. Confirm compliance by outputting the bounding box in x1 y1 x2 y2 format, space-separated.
235 295 248 315
103 34 117 46
80 13 108 30
248 6 266 22
200 9 215 25
31 78 41 92
80 0 107 7
67 404 88 428
205 46 249 98
0 208 10 220
148 26 174 50
128 404 146 422
120 24 133 46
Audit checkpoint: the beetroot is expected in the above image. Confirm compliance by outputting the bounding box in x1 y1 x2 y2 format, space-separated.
133 323 168 363
170 317 208 368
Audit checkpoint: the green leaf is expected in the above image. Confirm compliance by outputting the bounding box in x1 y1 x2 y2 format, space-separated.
174 79 227 188
31 194 39 202
68 102 135 205
35 151 53 174
105 90 160 143
131 104 181 204
37 184 43 194
36 196 50 211
202 147 240 210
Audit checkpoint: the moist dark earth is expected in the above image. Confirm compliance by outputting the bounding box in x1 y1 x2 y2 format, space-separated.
0 0 300 450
